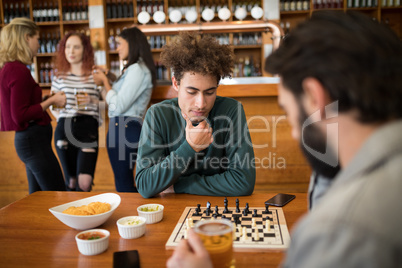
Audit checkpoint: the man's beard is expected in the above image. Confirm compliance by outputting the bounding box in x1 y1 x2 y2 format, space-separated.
298 105 340 179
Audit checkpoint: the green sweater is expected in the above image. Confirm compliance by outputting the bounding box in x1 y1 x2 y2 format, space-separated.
135 96 256 198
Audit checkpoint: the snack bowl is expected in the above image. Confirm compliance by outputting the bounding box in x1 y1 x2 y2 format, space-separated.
117 216 147 239
49 193 121 230
137 204 164 224
75 229 110 256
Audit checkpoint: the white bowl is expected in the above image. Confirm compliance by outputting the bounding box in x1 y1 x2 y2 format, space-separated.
169 9 182 23
234 7 247 21
185 9 197 23
153 10 166 24
218 7 231 21
49 193 121 230
117 216 147 239
251 6 264 20
138 11 151 24
137 204 164 224
75 229 110 255
201 8 215 22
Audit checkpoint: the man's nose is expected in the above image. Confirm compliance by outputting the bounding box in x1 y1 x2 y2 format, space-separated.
195 94 206 109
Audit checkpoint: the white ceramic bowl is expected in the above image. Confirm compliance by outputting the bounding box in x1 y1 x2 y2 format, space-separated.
117 216 147 239
49 193 121 230
75 229 110 255
137 204 164 224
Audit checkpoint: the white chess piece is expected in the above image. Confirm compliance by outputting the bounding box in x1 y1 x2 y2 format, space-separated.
266 219 271 231
254 228 259 240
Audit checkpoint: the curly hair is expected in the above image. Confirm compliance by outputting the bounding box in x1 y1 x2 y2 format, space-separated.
160 32 234 84
54 31 94 75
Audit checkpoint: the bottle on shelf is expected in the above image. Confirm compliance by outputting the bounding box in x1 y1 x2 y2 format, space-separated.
108 29 116 50
112 0 118 18
117 0 123 18
243 57 252 77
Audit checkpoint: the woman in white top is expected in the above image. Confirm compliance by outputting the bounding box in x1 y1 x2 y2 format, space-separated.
51 32 101 191
93 27 156 192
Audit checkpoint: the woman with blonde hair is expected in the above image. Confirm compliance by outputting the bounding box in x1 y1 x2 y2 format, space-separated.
0 17 66 193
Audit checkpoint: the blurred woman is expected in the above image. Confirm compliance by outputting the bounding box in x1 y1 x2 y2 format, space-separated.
93 27 156 192
0 18 66 193
50 32 101 191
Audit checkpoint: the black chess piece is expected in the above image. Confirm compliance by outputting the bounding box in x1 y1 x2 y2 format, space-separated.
245 203 250 213
253 209 258 217
205 201 211 214
263 203 270 214
236 198 240 213
243 209 248 217
223 203 229 213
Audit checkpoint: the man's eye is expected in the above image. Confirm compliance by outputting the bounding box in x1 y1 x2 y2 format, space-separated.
205 92 215 96
187 91 196 95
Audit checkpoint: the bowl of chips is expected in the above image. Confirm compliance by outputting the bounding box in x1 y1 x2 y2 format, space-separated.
49 193 121 230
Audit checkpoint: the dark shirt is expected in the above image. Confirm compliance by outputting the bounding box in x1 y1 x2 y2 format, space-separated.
0 61 50 131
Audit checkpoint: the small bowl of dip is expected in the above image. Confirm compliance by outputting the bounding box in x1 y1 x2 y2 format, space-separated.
137 204 164 224
75 229 110 255
116 216 147 239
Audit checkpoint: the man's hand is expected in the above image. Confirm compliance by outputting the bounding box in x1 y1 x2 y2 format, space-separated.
166 229 213 268
184 115 213 152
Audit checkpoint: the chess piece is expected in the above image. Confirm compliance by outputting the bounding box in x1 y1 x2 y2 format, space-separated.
236 198 240 213
245 203 250 213
254 227 259 240
265 218 271 231
253 209 258 217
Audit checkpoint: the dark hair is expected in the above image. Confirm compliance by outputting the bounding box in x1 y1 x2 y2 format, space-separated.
265 11 402 123
119 27 157 87
54 31 94 75
160 32 234 84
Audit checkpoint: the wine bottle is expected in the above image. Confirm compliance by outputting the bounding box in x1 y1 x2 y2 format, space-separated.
112 0 118 18
108 29 116 50
107 0 112 18
117 0 123 18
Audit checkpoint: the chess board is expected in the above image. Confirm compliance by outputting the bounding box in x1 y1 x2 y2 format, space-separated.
166 206 291 251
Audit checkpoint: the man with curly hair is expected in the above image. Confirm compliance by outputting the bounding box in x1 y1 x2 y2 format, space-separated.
135 32 256 198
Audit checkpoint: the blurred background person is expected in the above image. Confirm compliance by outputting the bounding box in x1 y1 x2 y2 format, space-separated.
50 32 101 192
0 18 66 194
93 27 156 192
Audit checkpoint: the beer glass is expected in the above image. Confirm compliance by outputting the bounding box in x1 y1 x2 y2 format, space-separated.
74 88 89 110
194 219 234 268
50 92 65 111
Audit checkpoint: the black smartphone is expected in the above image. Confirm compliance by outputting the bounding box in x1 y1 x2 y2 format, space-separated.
113 250 140 268
265 193 296 207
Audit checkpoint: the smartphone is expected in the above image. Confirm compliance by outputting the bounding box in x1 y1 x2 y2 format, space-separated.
265 193 296 207
113 250 140 268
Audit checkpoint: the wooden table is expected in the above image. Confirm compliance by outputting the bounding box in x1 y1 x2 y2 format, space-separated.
0 192 307 268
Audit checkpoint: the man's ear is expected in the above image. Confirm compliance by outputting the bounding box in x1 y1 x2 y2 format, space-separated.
302 77 330 116
172 76 179 92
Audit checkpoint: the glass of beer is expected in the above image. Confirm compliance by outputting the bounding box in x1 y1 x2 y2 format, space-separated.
50 92 65 111
194 219 234 268
74 88 89 110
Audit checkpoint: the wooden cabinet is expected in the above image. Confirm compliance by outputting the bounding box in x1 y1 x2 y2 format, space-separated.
280 0 402 37
1 0 400 89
